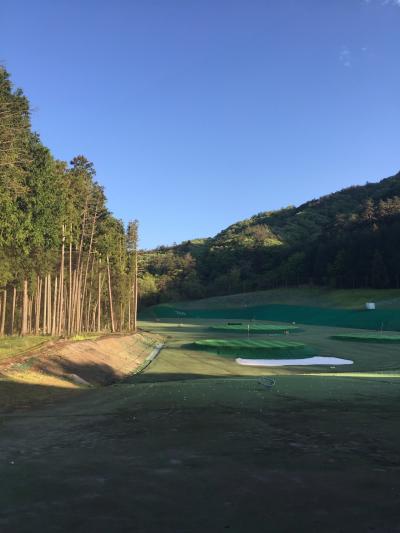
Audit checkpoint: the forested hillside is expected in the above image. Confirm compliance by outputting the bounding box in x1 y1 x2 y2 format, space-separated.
0 67 138 335
140 171 400 306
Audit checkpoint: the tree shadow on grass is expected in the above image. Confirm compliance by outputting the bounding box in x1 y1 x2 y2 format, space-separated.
0 360 125 415
33 358 122 386
0 378 87 414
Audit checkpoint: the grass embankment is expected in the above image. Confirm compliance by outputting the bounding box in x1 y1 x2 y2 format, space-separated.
143 288 400 331
0 333 102 364
0 332 162 412
172 287 400 310
0 335 51 362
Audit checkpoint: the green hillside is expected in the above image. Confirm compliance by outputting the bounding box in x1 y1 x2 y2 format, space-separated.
140 172 400 306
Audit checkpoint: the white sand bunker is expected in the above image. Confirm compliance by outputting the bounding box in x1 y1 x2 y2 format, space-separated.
236 356 353 367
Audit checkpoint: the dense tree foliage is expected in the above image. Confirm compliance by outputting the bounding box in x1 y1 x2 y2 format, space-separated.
140 172 400 305
0 67 138 335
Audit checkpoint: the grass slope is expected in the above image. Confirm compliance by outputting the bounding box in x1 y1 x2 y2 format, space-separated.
332 333 400 343
0 335 51 362
167 287 400 310
143 288 400 331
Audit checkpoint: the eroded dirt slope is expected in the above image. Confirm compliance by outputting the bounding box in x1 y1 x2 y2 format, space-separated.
0 331 163 401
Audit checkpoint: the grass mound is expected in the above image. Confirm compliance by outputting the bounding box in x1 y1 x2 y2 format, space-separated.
191 338 312 359
210 324 299 334
331 333 400 343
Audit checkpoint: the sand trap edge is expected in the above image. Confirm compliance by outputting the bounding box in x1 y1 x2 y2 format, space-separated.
236 356 353 367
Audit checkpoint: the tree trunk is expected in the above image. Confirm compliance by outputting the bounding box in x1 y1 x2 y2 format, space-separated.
35 277 42 335
68 227 72 335
47 274 52 335
97 266 102 332
43 276 48 335
0 289 6 336
58 225 65 335
133 251 138 332
106 255 115 333
21 280 28 336
28 297 33 334
51 276 58 336
80 207 97 330
75 271 82 333
70 269 77 335
11 287 16 335
86 255 95 332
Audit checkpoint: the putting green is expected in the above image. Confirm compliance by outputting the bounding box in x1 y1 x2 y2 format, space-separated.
210 324 300 334
331 333 400 343
192 338 312 359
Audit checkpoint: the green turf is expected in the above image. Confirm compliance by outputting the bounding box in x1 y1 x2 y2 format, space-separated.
194 338 305 349
192 337 311 359
2 317 400 532
138 318 400 374
331 333 400 343
210 323 300 333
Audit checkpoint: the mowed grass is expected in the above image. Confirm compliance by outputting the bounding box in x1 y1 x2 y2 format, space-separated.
139 318 400 376
193 338 305 349
192 337 310 359
210 323 300 333
332 333 400 343
1 317 400 531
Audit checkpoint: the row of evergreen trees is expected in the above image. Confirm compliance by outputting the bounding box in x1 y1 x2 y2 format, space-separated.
0 67 138 336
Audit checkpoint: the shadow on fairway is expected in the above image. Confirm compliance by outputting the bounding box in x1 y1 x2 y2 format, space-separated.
34 359 122 385
0 378 87 414
0 360 126 414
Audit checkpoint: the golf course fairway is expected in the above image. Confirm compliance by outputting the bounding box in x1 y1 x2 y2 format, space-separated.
1 318 400 532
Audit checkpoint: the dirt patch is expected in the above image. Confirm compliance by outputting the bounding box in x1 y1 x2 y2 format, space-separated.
0 331 163 389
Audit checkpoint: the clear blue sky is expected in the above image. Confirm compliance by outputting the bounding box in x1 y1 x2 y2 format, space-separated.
1 0 399 249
